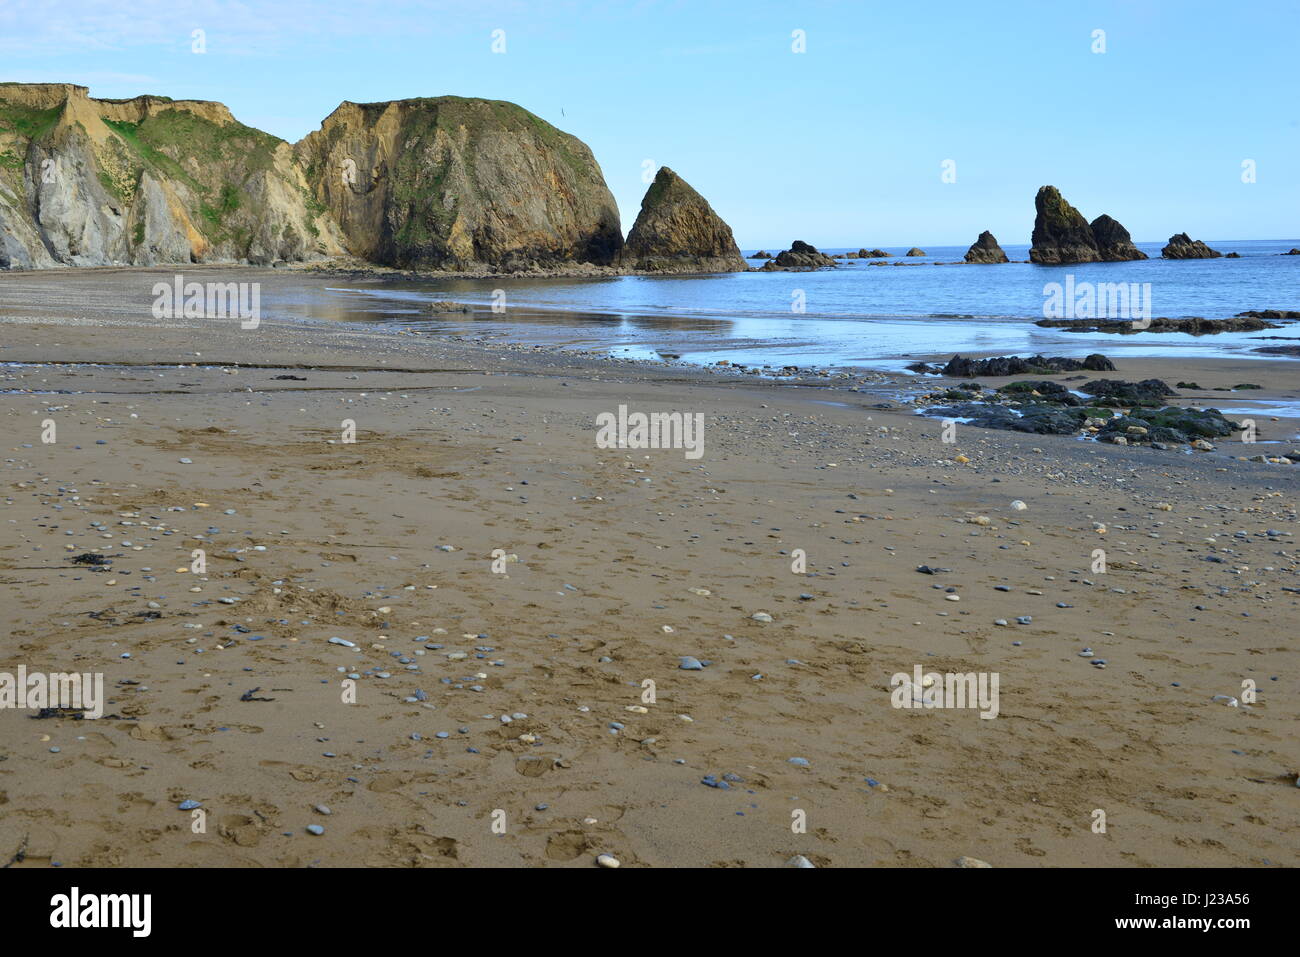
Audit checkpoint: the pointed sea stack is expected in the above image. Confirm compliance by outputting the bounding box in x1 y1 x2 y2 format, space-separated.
1029 186 1101 264
1161 233 1222 259
620 167 746 273
964 231 1009 263
1089 215 1147 261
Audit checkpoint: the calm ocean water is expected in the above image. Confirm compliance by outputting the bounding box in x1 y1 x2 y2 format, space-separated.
270 239 1300 372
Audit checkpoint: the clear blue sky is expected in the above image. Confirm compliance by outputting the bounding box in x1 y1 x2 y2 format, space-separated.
3 0 1296 248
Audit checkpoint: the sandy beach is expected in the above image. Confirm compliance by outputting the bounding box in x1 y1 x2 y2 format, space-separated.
0 268 1295 868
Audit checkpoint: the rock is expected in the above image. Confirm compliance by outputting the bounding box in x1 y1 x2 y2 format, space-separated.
759 240 837 270
1224 251 1241 258
679 656 705 671
787 855 816 868
1037 315 1280 334
306 824 325 835
1089 214 1148 261
939 353 1115 377
595 853 621 868
1029 186 1101 264
963 230 1008 263
752 249 773 259
750 611 774 622
1161 232 1222 259
297 95 622 270
620 167 746 273
425 300 471 313
955 856 992 868
859 248 890 258
1079 378 1176 405
905 247 925 256
1285 248 1300 255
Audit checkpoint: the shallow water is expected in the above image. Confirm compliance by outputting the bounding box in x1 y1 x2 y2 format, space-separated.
251 239 1300 371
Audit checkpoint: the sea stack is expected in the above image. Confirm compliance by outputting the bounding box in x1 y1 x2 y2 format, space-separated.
905 247 926 257
620 167 747 273
297 96 623 270
964 231 1009 263
1089 215 1147 261
1029 186 1100 264
1161 233 1222 259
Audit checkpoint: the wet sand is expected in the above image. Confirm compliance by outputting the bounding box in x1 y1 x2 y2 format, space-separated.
0 269 1296 867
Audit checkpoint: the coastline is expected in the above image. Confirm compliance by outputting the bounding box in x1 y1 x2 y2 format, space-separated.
0 268 1296 867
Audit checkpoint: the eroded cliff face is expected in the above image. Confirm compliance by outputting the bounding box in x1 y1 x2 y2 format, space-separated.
619 166 746 273
0 82 344 268
295 96 623 270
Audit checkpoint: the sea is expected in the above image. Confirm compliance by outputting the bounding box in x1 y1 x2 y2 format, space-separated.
263 239 1300 373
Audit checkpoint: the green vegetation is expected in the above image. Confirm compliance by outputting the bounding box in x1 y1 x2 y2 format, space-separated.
0 101 61 141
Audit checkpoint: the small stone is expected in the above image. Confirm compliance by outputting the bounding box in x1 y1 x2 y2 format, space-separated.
596 853 620 868
787 855 816 868
955 856 992 868
679 656 704 671
306 825 325 836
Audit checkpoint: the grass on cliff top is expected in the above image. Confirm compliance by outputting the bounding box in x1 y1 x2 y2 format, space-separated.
0 101 62 141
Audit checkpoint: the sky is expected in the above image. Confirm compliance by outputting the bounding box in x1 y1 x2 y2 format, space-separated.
2 0 1297 248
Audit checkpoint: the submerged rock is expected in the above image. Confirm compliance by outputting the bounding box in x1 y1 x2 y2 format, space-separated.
1037 315 1280 334
1029 186 1101 264
1161 232 1222 259
963 231 1009 264
620 166 747 273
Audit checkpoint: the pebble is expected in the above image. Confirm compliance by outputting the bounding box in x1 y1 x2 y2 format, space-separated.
787 855 816 868
306 825 325 836
595 853 620 868
788 757 810 767
955 856 992 868
679 656 704 671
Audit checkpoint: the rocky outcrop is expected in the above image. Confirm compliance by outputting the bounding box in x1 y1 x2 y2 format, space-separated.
1161 233 1221 259
963 230 1008 263
905 247 925 256
1286 248 1300 255
860 248 889 258
619 166 745 273
752 249 773 259
909 353 1115 377
0 82 344 268
1037 315 1280 334
1029 186 1100 264
1089 214 1147 261
297 96 622 270
759 240 837 270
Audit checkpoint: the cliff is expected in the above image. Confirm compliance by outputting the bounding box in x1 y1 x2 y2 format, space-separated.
295 96 623 270
0 82 343 268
